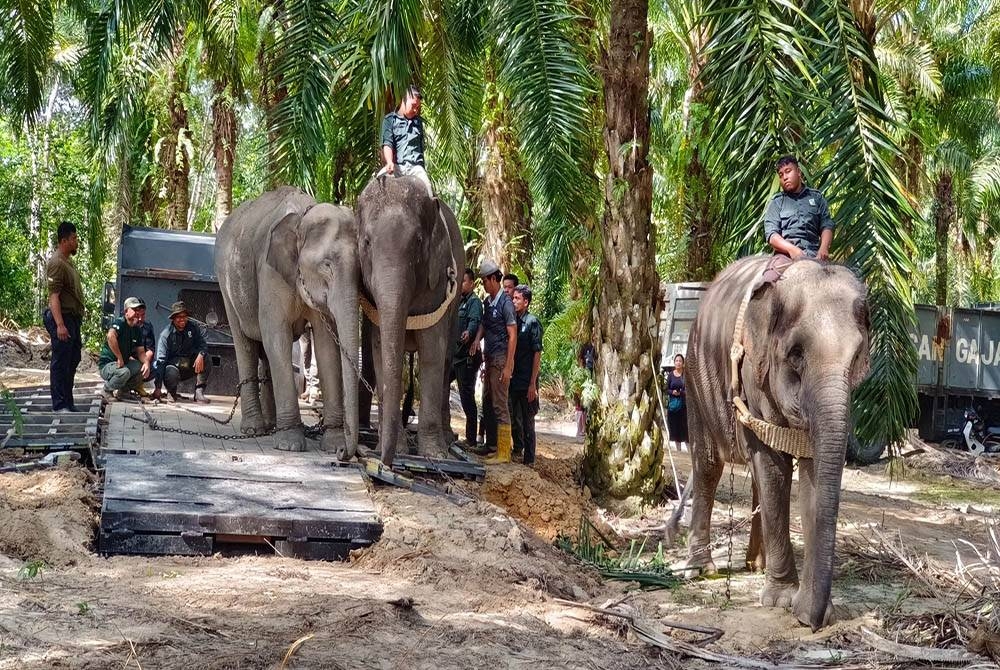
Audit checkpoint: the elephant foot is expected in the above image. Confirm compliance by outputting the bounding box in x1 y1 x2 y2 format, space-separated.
417 431 450 459
792 586 834 631
679 550 717 579
241 414 274 435
760 578 798 609
274 427 306 452
321 428 347 456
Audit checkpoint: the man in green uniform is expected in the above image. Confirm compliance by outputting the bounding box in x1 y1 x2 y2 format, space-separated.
452 268 483 449
509 285 543 466
98 296 149 400
380 85 432 195
762 155 835 281
42 222 86 412
469 259 517 464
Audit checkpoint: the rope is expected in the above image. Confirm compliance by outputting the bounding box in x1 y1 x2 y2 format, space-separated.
359 248 459 330
729 282 812 459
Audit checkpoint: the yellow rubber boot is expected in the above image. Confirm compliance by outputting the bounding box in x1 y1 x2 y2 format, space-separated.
486 424 512 464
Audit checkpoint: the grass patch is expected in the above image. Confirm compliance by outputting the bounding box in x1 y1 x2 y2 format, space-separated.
908 483 1000 508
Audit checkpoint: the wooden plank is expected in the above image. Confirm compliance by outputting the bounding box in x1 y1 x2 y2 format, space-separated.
98 530 213 556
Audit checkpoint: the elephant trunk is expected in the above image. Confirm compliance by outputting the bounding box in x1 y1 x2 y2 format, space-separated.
806 367 851 631
330 281 360 457
377 293 408 465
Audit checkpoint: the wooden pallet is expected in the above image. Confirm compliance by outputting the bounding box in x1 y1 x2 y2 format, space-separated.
1 385 103 451
99 451 382 560
356 429 486 481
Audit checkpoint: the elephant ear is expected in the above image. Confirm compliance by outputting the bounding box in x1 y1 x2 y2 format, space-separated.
743 283 785 390
266 211 302 289
425 199 450 293
849 295 872 387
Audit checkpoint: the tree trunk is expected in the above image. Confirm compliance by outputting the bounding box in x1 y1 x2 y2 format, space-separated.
27 77 60 315
479 73 533 278
933 172 953 306
160 28 191 230
212 79 237 232
682 25 716 281
581 0 664 501
260 0 287 189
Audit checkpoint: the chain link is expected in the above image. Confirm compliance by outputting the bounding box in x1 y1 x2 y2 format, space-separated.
725 461 735 604
318 312 378 397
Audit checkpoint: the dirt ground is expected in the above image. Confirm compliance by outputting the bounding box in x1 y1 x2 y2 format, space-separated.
1 398 999 668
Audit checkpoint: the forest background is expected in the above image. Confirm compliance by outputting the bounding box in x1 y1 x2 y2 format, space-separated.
2 0 999 498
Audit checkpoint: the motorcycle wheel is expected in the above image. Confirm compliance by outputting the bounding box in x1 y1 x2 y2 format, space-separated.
940 439 959 451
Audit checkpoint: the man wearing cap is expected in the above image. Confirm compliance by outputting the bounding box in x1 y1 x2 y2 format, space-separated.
469 260 517 463
98 297 149 400
153 301 211 404
380 85 432 195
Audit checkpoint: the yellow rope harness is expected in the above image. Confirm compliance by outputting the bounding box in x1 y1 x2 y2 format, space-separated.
729 284 813 459
359 254 458 330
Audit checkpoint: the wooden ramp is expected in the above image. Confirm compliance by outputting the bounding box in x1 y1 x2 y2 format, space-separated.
99 451 381 559
1 384 103 453
98 394 382 560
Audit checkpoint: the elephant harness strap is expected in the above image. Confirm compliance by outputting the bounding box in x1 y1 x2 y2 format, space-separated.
729 283 813 459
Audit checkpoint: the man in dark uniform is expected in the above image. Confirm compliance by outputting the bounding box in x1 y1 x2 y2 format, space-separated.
470 259 517 464
509 285 543 466
762 155 835 282
43 221 86 413
451 268 483 449
153 301 211 403
380 85 432 195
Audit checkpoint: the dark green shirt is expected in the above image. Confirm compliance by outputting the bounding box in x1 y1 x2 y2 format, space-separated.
511 312 543 391
381 112 425 167
763 187 834 257
482 291 516 358
98 316 144 367
454 291 483 361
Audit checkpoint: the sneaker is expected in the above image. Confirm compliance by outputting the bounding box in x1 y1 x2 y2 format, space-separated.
194 388 210 404
100 389 114 402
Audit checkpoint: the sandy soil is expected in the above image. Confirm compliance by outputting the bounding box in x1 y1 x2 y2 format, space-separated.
1 402 998 668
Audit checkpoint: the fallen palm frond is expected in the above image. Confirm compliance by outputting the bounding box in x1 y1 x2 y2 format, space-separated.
555 516 680 590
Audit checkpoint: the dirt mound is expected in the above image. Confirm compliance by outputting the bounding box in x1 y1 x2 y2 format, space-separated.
481 459 594 540
0 465 98 566
0 326 98 373
353 490 602 606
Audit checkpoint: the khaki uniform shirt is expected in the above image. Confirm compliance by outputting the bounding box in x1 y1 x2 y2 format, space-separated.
46 254 85 317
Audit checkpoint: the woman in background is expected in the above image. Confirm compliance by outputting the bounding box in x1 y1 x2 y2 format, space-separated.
666 353 688 451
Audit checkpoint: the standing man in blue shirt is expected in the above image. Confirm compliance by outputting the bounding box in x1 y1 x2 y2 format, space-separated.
380 85 432 195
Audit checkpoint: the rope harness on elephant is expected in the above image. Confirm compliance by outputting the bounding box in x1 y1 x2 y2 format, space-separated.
729 283 813 459
358 207 460 331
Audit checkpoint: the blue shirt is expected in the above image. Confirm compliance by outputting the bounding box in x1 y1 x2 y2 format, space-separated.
763 187 834 256
482 291 516 358
381 112 425 167
156 321 209 367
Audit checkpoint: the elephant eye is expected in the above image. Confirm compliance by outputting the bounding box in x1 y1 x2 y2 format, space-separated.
786 344 804 372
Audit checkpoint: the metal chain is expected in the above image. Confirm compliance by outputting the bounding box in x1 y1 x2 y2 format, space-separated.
725 461 735 604
176 376 269 427
318 312 377 396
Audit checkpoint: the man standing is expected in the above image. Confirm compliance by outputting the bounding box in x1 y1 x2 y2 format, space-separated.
509 285 543 466
452 268 483 449
502 274 519 298
98 297 148 400
42 221 86 413
381 85 432 195
762 155 835 281
470 260 517 464
153 301 211 404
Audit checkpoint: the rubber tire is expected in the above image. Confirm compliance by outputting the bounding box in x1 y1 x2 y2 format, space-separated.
847 433 885 466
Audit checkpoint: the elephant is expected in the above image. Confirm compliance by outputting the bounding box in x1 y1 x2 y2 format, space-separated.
215 186 360 457
356 175 465 465
680 255 870 631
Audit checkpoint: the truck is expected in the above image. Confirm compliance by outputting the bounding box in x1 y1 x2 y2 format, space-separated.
658 282 1000 459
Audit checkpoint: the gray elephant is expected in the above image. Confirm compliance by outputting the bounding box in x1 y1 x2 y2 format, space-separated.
356 175 465 464
681 255 870 631
215 187 360 457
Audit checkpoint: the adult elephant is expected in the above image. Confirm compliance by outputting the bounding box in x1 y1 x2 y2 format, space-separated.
356 175 464 465
681 255 870 631
215 187 360 457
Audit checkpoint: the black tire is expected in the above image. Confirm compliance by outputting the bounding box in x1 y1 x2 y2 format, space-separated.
847 432 885 465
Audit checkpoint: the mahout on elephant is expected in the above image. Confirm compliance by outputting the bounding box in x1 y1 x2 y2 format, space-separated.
215 186 360 457
678 255 870 631
356 174 465 465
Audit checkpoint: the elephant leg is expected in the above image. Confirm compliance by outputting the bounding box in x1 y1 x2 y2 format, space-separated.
792 457 834 627
230 325 267 435
413 328 449 457
258 354 277 431
261 329 304 452
750 440 798 608
684 439 725 578
312 322 346 455
746 475 766 572
358 318 375 429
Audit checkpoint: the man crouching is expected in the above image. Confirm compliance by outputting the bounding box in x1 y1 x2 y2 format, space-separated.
153 301 211 404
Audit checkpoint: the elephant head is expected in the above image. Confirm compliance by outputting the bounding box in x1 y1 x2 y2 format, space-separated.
266 203 360 456
742 261 870 629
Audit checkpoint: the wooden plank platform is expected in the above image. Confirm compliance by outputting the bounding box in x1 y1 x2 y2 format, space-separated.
99 451 382 559
1 385 103 451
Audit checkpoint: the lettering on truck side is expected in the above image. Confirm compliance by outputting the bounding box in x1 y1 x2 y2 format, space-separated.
954 338 1000 366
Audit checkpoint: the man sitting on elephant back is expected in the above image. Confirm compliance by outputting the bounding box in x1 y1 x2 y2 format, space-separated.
380 85 432 195
762 155 835 282
153 301 211 404
470 260 517 464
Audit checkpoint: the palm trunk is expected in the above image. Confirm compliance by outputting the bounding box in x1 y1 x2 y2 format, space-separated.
933 172 953 306
27 78 60 315
260 0 287 189
212 80 237 232
161 28 191 230
682 26 716 281
581 0 663 501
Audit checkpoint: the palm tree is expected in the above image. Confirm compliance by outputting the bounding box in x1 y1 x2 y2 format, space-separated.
580 0 664 500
